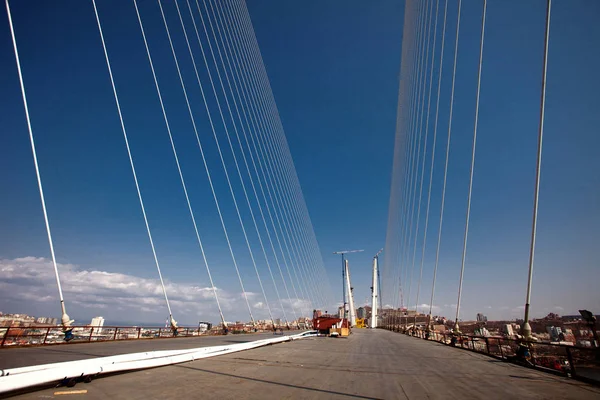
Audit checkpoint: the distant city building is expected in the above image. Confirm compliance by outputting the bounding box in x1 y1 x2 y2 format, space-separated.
476 313 488 322
474 327 490 337
562 328 576 344
0 313 36 327
357 307 367 319
502 324 514 336
547 326 563 341
274 318 281 326
90 316 105 332
198 322 211 332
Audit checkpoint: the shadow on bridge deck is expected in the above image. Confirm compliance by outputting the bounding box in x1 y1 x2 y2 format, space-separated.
8 329 600 400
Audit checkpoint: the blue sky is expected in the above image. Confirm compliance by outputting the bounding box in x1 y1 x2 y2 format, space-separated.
1 0 599 325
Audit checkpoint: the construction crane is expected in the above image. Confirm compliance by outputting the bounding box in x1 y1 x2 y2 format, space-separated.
333 249 363 322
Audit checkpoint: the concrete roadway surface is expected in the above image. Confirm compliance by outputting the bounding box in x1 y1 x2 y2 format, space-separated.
0 331 296 370
7 329 600 400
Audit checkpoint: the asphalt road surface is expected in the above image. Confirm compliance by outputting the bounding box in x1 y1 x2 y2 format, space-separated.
6 329 600 399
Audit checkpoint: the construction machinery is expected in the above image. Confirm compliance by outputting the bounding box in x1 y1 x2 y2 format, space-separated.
312 310 350 337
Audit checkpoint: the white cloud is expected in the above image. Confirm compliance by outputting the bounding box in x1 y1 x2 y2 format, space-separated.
0 257 314 324
416 304 440 312
554 306 564 311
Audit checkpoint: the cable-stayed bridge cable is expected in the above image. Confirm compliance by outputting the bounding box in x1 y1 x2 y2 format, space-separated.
404 0 430 310
398 0 425 310
427 0 449 320
204 0 299 323
185 0 278 325
235 0 333 309
384 0 418 310
5 0 73 331
415 0 440 321
394 0 422 310
172 0 271 325
220 0 315 315
225 0 320 312
138 0 230 327
198 0 292 325
455 0 487 331
211 0 304 319
409 0 435 316
430 0 461 321
92 0 176 329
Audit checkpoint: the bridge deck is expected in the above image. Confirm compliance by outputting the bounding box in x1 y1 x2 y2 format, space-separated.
9 329 600 399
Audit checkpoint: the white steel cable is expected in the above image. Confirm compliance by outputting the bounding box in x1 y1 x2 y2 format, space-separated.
393 0 422 310
409 0 435 316
220 38 312 319
386 9 414 308
137 0 233 326
137 0 232 327
137 0 252 325
198 0 291 325
384 1 416 306
431 0 462 322
218 1 316 315
233 1 330 308
212 0 305 319
224 1 319 312
455 0 487 330
186 0 279 325
399 0 426 310
390 0 418 309
428 0 450 319
168 0 259 325
234 53 326 311
206 0 299 322
183 0 275 325
92 0 175 325
6 0 71 328
522 0 552 336
231 0 331 305
385 0 419 309
415 0 440 320
403 0 430 310
252 101 326 310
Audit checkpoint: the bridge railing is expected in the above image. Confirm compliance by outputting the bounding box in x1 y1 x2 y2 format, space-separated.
0 325 225 347
398 329 599 386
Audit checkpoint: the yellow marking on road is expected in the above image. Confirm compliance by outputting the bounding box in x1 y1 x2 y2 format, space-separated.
53 390 88 395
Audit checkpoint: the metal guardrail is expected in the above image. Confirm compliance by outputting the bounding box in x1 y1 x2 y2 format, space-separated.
0 325 297 347
382 326 600 386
